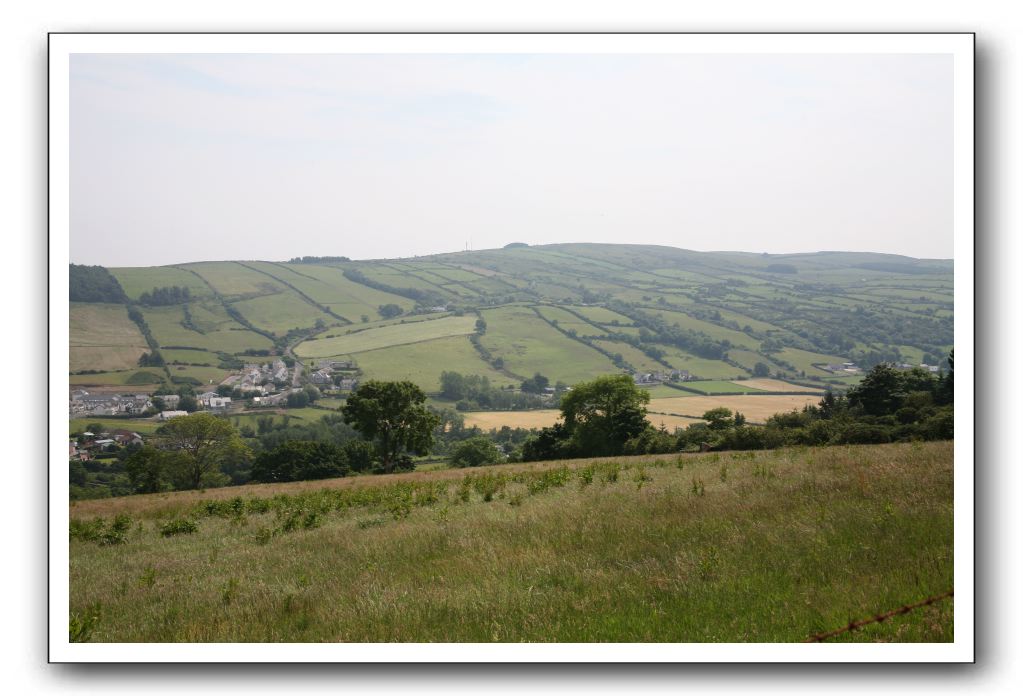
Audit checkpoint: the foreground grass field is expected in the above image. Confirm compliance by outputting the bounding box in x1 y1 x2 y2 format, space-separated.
69 441 953 642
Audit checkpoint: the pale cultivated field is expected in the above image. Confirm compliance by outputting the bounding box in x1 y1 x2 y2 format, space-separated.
69 303 149 372
729 378 825 393
462 410 702 431
647 395 821 423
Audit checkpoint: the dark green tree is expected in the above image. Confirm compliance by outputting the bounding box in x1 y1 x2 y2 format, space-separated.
342 380 441 473
702 407 734 431
154 413 249 489
250 441 349 483
847 363 907 416
450 436 503 468
559 374 651 457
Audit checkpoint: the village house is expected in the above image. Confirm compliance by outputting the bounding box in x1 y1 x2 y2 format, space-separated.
309 369 333 386
159 410 188 420
337 377 359 391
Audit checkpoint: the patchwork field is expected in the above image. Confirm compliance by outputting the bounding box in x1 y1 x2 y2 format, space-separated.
68 442 953 642
110 267 213 301
479 306 617 384
342 335 517 392
69 303 149 372
230 292 337 335
143 305 273 354
462 409 703 432
294 315 478 359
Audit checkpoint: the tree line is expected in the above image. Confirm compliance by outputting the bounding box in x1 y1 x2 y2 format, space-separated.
69 264 127 303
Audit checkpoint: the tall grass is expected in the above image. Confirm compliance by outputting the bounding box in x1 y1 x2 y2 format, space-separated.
68 441 954 642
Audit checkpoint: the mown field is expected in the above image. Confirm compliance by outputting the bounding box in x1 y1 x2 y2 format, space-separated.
645 395 824 423
295 315 477 358
68 441 953 642
461 410 703 432
69 303 149 373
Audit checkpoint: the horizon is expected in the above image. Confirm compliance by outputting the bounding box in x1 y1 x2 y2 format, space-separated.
71 241 954 269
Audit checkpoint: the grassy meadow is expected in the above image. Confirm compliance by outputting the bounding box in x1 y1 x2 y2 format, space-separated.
68 441 953 642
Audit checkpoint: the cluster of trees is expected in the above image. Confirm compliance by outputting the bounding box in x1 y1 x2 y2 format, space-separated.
137 285 192 306
439 371 547 411
342 268 446 306
378 303 404 319
106 380 442 495
69 264 127 303
516 357 954 462
137 351 165 368
289 256 351 264
521 375 651 461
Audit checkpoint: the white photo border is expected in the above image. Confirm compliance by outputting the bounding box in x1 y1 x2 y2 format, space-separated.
49 31 974 663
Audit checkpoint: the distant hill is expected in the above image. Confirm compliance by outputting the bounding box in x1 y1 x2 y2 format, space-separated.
69 244 953 391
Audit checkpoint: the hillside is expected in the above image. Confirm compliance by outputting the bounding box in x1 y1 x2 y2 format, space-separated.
69 441 953 642
69 244 954 396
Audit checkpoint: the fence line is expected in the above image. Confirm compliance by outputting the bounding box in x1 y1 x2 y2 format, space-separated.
804 589 954 642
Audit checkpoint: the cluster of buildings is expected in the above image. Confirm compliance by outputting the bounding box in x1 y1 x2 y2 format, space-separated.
824 362 862 375
69 390 153 417
69 428 144 461
221 359 291 396
308 359 359 391
632 369 690 385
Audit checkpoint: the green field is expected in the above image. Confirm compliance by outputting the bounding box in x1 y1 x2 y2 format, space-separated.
590 339 666 373
343 335 517 392
160 349 222 366
230 292 337 336
70 370 164 387
165 364 230 386
69 417 162 435
143 305 273 354
675 380 767 395
110 267 213 301
659 347 747 380
68 441 953 642
181 262 283 298
534 305 608 337
479 306 617 384
294 315 478 359
566 305 636 326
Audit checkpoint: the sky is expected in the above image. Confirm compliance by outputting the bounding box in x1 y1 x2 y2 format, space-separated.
69 52 954 266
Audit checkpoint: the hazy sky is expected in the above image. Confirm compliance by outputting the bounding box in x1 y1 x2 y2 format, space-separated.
70 52 953 266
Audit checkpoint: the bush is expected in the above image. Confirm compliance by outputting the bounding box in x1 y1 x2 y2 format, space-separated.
450 437 503 468
159 519 198 537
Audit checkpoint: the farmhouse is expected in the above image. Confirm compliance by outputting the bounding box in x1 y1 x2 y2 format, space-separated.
309 369 333 386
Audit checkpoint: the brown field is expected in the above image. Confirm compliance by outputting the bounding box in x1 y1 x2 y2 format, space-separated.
729 378 825 393
647 395 821 423
462 410 703 432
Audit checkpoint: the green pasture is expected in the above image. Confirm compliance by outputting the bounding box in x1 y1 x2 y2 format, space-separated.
479 306 617 385
294 315 477 359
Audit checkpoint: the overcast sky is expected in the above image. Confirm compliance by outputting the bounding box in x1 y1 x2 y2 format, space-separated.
70 52 953 266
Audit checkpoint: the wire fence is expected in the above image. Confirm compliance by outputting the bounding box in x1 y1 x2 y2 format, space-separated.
804 589 954 642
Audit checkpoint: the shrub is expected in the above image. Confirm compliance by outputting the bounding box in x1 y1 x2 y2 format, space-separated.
159 519 198 537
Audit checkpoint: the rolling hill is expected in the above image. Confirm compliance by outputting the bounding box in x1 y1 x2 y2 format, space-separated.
70 244 954 395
